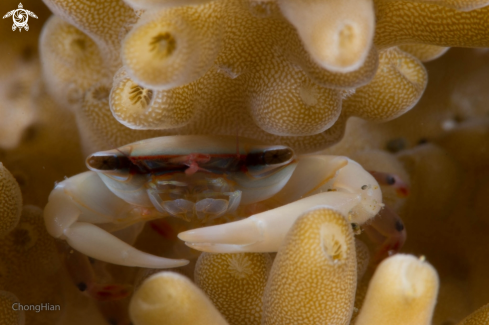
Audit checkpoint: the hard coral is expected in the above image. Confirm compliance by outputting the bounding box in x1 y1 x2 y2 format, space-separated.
41 0 434 153
0 291 24 325
0 163 22 238
0 205 63 325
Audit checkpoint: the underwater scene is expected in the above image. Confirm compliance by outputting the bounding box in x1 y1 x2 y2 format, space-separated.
1 0 489 324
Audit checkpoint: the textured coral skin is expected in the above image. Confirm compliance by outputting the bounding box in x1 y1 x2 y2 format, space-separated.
39 0 433 154
4 0 489 323
195 253 272 325
0 291 24 325
262 208 357 325
375 1 489 49
0 164 22 238
129 272 229 325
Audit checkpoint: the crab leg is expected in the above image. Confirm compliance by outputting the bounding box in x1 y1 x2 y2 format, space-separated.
369 171 410 197
363 205 407 264
44 172 188 268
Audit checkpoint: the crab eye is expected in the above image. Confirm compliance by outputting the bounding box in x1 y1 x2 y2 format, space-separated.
86 154 131 172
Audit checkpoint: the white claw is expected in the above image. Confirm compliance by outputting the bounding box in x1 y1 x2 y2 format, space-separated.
64 222 188 268
178 191 361 253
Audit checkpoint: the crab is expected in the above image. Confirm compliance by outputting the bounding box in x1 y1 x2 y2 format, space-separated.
44 135 405 269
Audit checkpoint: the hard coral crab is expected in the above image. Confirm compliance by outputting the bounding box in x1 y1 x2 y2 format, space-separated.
43 135 405 269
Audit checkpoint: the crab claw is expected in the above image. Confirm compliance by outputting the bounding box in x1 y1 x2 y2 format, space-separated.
178 191 361 253
44 172 188 269
363 205 407 265
63 222 189 268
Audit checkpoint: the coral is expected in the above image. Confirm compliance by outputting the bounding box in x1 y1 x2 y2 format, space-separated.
262 208 357 325
375 1 489 49
3 0 489 323
398 44 450 62
41 0 137 72
40 16 108 110
354 254 439 325
40 0 436 153
458 303 489 325
129 272 229 325
0 163 22 238
195 253 272 325
277 0 375 72
0 291 24 325
0 205 64 325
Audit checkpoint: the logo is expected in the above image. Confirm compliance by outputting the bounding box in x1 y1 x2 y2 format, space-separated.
3 3 37 32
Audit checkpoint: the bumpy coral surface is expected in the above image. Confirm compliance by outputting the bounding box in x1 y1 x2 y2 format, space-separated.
2 0 489 324
0 163 22 238
40 0 436 153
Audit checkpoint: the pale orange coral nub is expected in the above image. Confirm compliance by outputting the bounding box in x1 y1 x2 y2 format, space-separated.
262 207 357 325
129 272 229 325
354 254 439 325
0 163 22 238
122 3 222 90
278 0 375 73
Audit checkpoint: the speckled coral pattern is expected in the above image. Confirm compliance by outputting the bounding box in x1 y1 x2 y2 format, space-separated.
0 163 22 238
195 253 272 325
110 68 196 129
42 0 137 70
374 1 489 49
40 16 108 110
398 44 450 62
262 208 356 325
0 206 63 325
77 84 166 154
0 291 23 325
123 2 222 89
458 303 489 325
344 47 427 122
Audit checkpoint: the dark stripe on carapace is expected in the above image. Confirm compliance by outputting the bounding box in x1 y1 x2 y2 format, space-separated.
126 149 294 175
87 155 133 171
245 148 294 166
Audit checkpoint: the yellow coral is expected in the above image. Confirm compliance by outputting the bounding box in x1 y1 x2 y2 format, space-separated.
42 0 137 71
398 44 450 62
354 254 439 325
195 253 272 325
262 207 356 325
375 1 489 49
344 47 427 122
40 16 107 110
129 272 229 325
0 206 63 324
458 303 489 325
277 0 375 72
0 291 24 325
0 163 22 238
